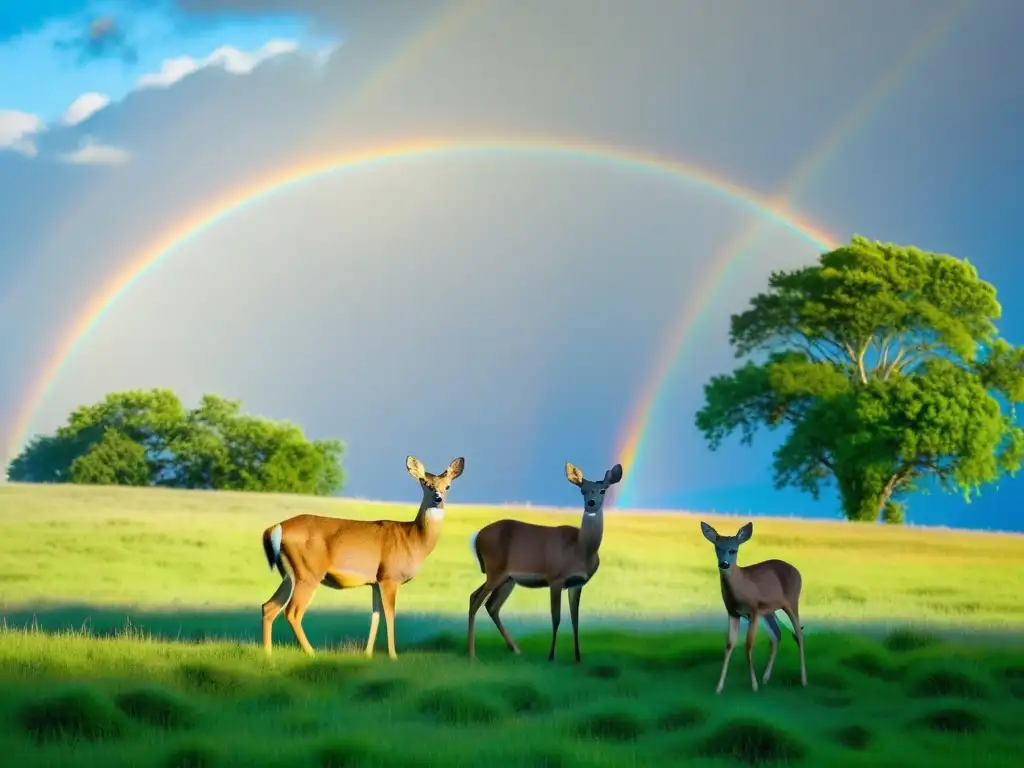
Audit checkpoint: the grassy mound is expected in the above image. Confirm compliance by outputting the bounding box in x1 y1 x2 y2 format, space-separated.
163 742 221 767
114 686 198 729
572 709 645 741
315 736 377 768
18 686 124 743
915 707 987 735
834 724 872 750
178 662 246 695
908 668 988 699
497 681 552 714
415 686 504 725
883 628 940 653
694 718 806 765
656 703 708 731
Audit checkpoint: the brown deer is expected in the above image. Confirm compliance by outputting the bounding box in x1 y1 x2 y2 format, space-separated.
700 521 807 693
467 462 622 663
260 455 465 659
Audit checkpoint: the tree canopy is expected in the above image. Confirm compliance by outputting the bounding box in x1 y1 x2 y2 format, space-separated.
695 236 1024 523
6 389 345 496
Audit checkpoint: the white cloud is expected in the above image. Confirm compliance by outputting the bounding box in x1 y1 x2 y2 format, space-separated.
60 92 111 126
0 110 45 157
59 137 131 165
137 39 299 90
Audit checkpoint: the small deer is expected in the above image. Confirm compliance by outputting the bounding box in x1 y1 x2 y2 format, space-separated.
467 462 623 663
260 455 465 658
700 521 807 693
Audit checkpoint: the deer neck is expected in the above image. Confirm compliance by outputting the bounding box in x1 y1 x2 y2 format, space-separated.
719 564 751 596
412 502 444 551
579 509 604 555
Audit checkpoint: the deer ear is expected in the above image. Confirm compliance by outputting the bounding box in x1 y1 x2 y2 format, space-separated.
446 457 465 479
406 456 426 480
565 462 584 486
700 521 718 543
736 522 753 543
604 464 623 485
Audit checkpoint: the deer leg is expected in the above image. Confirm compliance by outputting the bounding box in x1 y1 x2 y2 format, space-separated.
468 574 505 661
379 580 401 660
261 576 294 656
716 614 740 694
365 583 383 657
568 586 583 664
485 578 520 654
783 604 807 686
761 613 782 684
745 612 760 692
546 586 562 663
283 579 319 656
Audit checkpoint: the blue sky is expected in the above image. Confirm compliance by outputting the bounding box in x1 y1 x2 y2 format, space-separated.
1 0 1022 532
0 1 334 135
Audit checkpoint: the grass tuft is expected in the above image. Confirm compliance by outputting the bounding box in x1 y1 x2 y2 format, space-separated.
883 627 939 653
315 736 377 768
834 724 872 750
499 681 552 714
114 686 197 729
840 650 902 682
512 747 575 768
178 663 244 695
18 686 124 743
164 743 219 767
289 658 362 686
352 678 401 701
585 662 621 680
416 686 503 725
1000 665 1024 699
908 669 988 699
814 692 853 708
573 709 645 741
915 707 987 734
695 718 806 765
656 704 708 731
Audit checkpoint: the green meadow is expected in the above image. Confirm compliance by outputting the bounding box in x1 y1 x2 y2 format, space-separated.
2 483 1024 766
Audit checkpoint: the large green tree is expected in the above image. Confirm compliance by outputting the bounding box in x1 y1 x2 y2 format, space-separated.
6 389 345 496
695 236 1024 522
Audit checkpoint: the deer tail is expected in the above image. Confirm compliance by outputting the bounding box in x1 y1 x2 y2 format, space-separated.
262 524 285 577
468 529 485 573
775 610 803 642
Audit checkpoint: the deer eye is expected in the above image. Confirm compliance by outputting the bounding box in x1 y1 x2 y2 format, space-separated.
445 485 450 490
728 549 737 555
600 489 606 494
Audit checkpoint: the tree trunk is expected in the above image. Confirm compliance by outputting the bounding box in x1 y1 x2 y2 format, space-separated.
837 469 905 523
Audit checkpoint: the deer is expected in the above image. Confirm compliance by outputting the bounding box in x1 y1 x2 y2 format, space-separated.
700 520 807 693
467 461 623 663
260 455 465 659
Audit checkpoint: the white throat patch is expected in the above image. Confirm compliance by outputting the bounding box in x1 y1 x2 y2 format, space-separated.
425 506 445 521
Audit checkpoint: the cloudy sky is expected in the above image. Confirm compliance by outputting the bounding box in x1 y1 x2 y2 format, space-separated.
1 0 1021 531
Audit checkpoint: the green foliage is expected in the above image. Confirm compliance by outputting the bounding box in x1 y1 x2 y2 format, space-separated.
6 389 345 495
696 236 1024 522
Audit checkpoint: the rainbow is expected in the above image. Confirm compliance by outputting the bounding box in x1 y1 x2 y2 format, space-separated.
4 136 834 462
610 0 974 507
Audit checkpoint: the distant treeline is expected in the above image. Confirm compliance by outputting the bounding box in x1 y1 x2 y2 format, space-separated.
6 389 344 496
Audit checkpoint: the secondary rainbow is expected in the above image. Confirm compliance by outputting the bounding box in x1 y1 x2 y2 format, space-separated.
611 0 974 507
5 136 835 460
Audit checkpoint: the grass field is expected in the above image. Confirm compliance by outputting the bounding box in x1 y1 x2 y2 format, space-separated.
2 483 1024 766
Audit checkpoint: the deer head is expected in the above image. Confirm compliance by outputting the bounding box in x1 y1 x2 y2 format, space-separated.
407 456 465 516
700 521 753 573
566 462 623 518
